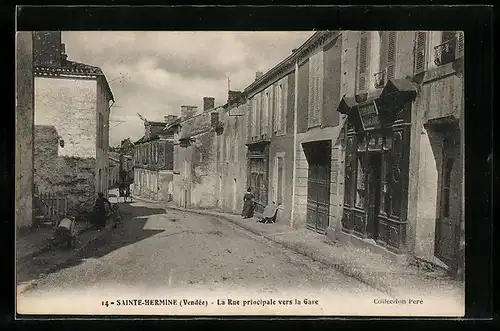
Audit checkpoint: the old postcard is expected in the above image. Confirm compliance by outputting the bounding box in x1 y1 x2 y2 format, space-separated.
15 30 465 317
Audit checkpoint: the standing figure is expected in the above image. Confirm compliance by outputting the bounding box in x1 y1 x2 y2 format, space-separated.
93 192 111 229
241 187 255 219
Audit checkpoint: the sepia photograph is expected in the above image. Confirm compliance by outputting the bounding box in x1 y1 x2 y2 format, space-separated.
15 29 465 317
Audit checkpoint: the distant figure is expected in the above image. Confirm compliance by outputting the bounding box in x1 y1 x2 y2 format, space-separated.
93 192 111 229
241 188 255 219
124 184 131 203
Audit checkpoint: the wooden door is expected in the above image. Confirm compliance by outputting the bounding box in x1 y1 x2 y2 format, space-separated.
306 142 331 233
435 130 461 267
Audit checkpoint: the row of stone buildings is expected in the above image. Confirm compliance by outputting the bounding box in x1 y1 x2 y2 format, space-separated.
131 30 464 279
15 31 114 228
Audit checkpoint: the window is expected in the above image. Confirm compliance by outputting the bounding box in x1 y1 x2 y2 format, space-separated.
98 113 104 149
251 98 257 138
414 31 427 74
379 152 390 215
386 31 397 80
274 79 287 136
233 133 238 163
255 94 262 138
355 154 366 209
273 83 281 134
155 142 159 163
262 90 270 135
308 51 324 128
356 31 370 94
225 135 230 163
273 156 284 205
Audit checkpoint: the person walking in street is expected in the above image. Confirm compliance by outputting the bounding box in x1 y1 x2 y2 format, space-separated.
93 192 112 229
241 187 255 219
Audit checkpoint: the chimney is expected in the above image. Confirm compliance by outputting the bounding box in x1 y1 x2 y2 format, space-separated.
228 90 243 105
255 71 263 80
164 115 178 124
61 43 67 61
180 105 198 120
203 97 215 112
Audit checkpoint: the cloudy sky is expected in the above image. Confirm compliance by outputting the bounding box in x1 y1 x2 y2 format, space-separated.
62 31 313 146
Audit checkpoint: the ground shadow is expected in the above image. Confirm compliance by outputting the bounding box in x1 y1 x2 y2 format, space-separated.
17 203 166 284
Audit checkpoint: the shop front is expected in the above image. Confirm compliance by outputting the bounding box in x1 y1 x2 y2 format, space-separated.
336 79 417 254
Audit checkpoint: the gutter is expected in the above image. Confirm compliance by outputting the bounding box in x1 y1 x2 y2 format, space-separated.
290 60 299 228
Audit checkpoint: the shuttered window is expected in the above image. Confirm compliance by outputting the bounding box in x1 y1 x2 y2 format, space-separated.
256 93 262 137
308 51 324 128
281 78 287 134
414 31 427 74
273 83 281 134
273 78 287 136
251 98 257 138
357 31 370 93
456 31 464 58
386 31 397 80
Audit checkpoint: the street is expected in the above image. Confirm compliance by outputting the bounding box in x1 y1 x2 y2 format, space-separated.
18 198 383 299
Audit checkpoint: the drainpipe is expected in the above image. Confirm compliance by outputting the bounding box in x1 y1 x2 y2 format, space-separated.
290 60 299 228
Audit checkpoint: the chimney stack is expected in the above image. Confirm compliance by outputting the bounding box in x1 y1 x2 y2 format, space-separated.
61 43 67 61
164 115 178 124
255 71 263 80
203 97 215 112
180 105 198 120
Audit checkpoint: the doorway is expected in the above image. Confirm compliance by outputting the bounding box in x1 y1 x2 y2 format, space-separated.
304 141 332 234
366 153 382 240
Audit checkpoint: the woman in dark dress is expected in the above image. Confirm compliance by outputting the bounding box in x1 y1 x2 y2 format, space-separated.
241 188 255 219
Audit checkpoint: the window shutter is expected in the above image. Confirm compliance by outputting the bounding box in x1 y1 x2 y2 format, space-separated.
456 31 464 59
308 52 322 128
281 78 287 134
414 31 427 74
386 31 397 80
379 32 388 74
357 32 369 93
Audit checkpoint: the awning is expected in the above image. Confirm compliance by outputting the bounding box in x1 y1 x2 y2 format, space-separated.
299 117 346 144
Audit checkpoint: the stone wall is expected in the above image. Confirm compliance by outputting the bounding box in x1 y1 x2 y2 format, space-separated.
218 103 248 215
96 76 111 196
34 77 98 214
15 32 34 229
34 125 96 215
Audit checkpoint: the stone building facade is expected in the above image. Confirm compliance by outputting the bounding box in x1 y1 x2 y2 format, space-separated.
133 119 176 201
334 31 464 279
171 96 248 213
33 31 114 215
244 66 296 223
15 32 35 229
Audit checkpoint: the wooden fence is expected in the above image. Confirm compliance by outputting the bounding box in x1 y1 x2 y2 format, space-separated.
34 185 68 226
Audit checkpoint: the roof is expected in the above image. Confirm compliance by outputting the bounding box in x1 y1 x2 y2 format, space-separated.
147 121 168 127
34 59 115 102
243 31 339 97
164 117 182 131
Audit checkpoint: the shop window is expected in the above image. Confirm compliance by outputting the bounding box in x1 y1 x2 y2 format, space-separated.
379 152 391 215
355 154 366 209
